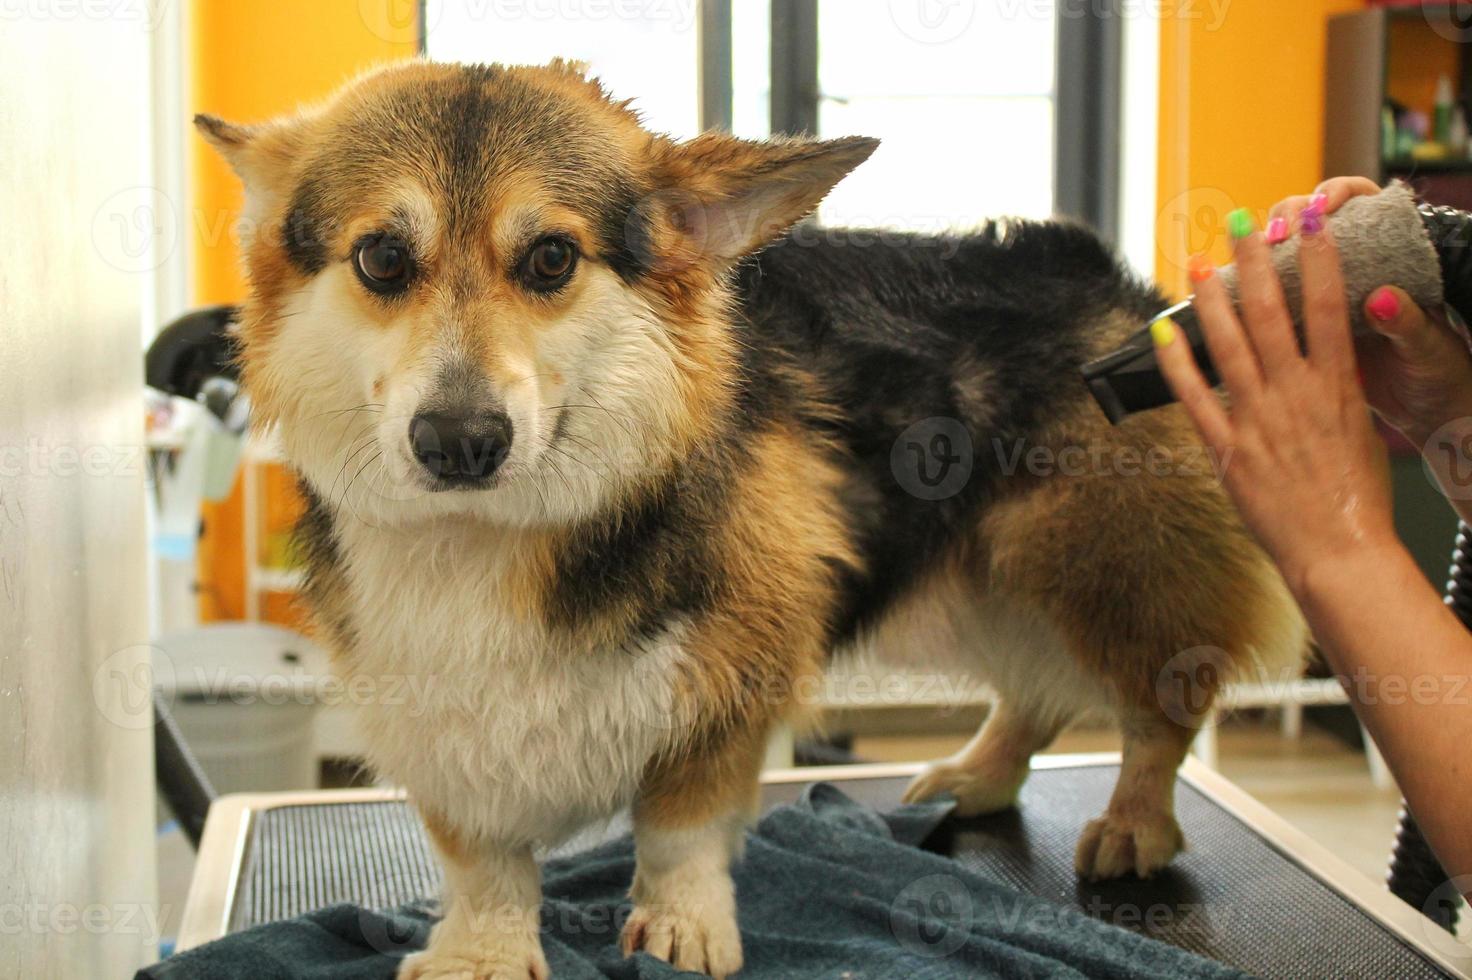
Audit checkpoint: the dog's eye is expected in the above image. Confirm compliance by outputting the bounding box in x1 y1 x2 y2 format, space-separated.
353 236 412 293
522 236 577 291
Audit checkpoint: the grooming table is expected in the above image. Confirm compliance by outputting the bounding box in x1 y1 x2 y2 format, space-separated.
176 754 1471 978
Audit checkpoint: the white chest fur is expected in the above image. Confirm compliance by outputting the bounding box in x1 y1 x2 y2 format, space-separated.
333 518 691 848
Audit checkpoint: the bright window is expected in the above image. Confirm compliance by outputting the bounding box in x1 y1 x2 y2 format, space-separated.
816 0 1056 230
424 0 1059 232
425 0 701 139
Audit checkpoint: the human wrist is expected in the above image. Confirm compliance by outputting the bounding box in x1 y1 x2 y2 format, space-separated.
1291 532 1419 621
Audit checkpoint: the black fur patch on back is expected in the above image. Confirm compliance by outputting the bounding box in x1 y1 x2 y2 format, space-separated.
734 220 1165 641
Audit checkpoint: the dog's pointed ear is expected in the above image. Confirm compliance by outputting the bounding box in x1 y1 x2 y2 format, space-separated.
646 133 878 266
195 113 304 204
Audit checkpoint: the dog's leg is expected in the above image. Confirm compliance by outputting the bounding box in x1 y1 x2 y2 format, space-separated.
1074 707 1193 880
620 732 762 979
901 700 1064 815
399 810 547 980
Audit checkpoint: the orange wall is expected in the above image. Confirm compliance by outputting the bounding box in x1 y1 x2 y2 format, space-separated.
1155 0 1365 297
191 1 417 621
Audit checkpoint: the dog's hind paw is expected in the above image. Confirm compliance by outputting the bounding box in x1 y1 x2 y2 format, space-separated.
621 902 742 979
901 761 1025 816
1074 811 1184 880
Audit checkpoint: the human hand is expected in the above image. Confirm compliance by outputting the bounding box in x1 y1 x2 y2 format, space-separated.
1265 175 1380 238
1153 212 1399 599
1267 177 1472 445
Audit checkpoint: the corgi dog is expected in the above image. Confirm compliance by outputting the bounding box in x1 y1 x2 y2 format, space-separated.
199 60 1305 979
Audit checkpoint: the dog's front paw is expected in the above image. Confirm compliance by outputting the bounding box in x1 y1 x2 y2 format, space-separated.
902 760 1026 816
620 902 742 979
396 939 549 980
1074 811 1184 880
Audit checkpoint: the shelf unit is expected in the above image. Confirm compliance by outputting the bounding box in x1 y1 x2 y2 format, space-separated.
1326 5 1472 210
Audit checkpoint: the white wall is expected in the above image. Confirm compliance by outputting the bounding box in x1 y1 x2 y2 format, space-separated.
0 7 157 977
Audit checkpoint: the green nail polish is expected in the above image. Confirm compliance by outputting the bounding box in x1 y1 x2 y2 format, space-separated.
1227 208 1256 240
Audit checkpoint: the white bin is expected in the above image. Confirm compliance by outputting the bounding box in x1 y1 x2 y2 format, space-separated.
153 623 329 797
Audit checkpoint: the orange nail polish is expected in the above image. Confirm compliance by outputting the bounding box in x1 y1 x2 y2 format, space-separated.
1188 254 1214 283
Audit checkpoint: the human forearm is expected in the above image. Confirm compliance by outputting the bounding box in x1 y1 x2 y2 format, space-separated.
1297 543 1472 887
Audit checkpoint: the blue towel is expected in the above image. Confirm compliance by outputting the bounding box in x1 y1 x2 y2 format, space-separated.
139 783 1249 979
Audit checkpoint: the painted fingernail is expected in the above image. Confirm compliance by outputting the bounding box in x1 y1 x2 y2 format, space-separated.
1150 317 1177 348
1300 193 1328 235
1265 216 1290 245
1227 208 1256 240
1187 254 1214 283
1368 286 1400 322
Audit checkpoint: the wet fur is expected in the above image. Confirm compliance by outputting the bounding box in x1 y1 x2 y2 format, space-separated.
202 61 1306 979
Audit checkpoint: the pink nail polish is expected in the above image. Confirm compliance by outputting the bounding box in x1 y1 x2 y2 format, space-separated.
1368 287 1400 322
1300 194 1327 235
1265 217 1290 244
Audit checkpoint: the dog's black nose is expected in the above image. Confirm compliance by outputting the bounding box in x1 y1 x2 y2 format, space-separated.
409 411 512 484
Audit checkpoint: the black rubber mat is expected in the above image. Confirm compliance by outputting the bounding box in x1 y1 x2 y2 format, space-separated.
228 765 1454 978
